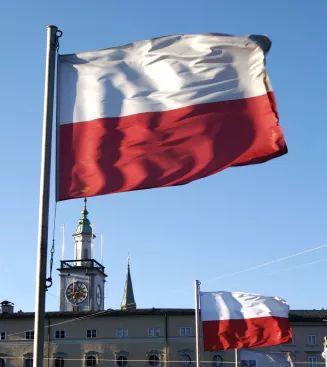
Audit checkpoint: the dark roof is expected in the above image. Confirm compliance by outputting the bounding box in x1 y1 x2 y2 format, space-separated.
0 308 194 319
1 300 14 306
289 310 327 322
1 308 327 321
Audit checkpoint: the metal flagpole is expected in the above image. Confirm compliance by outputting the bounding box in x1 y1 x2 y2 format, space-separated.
194 280 201 367
33 25 60 367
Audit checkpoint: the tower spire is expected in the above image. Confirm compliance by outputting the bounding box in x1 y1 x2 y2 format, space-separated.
121 259 136 310
74 198 93 236
73 199 95 262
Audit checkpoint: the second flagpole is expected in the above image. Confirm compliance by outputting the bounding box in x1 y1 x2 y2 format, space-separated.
194 280 201 367
234 349 238 367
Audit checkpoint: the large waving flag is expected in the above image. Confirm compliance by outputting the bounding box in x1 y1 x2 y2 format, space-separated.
57 33 287 201
200 291 292 351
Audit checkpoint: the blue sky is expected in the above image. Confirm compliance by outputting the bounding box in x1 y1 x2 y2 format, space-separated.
0 0 326 312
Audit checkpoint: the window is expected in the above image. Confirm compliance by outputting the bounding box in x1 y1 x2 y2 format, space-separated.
0 332 5 340
117 356 128 367
55 330 65 339
86 356 97 367
241 361 256 367
24 358 33 367
180 327 192 337
116 328 128 338
212 355 223 367
54 358 65 367
25 331 34 340
148 328 160 337
0 358 5 367
181 354 192 366
87 329 97 338
307 356 318 367
307 335 317 345
148 355 160 367
285 336 295 346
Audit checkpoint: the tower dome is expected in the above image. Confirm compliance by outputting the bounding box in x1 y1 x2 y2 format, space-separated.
74 198 93 236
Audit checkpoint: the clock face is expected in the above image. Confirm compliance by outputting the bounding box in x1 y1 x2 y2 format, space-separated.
96 285 102 306
66 281 88 305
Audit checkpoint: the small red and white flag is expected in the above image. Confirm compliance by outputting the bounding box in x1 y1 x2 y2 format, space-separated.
57 33 287 201
322 337 327 360
200 291 292 351
240 350 294 367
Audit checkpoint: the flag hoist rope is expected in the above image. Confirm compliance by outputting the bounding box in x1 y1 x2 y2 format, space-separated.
33 25 61 367
45 201 57 291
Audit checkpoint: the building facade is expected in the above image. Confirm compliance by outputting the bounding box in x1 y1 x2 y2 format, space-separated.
0 308 327 367
0 202 326 367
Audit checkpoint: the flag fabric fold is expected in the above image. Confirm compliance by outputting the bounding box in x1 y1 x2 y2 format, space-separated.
200 291 292 351
56 33 287 201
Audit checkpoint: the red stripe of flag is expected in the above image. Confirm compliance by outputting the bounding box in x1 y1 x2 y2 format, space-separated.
202 316 292 351
58 93 286 200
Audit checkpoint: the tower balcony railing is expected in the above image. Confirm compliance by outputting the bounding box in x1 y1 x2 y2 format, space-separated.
59 259 105 273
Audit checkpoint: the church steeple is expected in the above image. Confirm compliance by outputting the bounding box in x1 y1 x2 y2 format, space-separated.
121 259 136 310
58 199 107 312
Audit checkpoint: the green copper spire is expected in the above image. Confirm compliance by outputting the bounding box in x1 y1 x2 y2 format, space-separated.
121 259 136 310
74 198 93 236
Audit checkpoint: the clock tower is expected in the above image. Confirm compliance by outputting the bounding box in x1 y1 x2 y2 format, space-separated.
58 199 107 311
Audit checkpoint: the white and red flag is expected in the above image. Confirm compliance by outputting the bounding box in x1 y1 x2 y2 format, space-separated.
57 33 287 201
200 291 292 351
